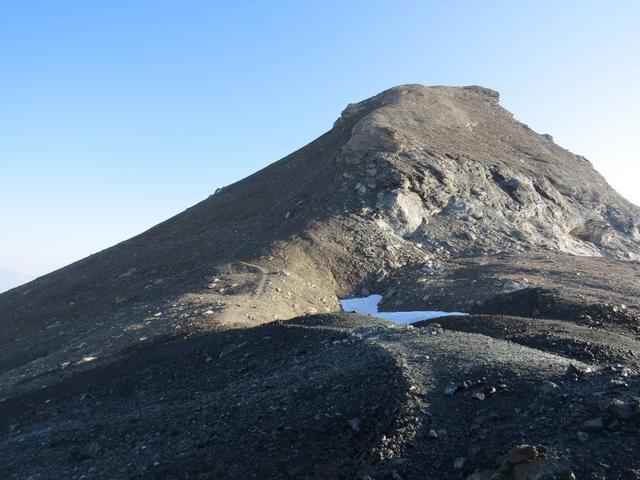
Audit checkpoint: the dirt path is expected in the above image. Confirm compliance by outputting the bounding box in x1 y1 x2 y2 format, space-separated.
211 261 271 329
236 261 268 297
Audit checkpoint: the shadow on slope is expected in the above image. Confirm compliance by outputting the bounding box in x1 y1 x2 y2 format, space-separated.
0 314 410 480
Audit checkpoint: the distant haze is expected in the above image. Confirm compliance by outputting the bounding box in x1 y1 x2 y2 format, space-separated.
0 269 35 294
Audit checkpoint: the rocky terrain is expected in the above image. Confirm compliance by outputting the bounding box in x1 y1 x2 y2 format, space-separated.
1 85 639 479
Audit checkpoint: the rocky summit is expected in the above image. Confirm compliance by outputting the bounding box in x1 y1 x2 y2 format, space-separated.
1 85 639 479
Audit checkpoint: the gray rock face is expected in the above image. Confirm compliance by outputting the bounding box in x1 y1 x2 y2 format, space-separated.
375 189 426 235
335 84 640 259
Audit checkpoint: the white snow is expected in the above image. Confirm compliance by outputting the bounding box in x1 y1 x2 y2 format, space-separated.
339 294 467 325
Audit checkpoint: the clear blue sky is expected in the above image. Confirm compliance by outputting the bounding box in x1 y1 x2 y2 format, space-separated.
1 0 639 276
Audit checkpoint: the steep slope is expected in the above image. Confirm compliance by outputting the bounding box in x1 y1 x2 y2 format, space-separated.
1 85 640 398
1 85 640 478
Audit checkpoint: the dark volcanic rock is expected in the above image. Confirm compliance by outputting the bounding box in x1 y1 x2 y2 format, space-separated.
1 85 640 478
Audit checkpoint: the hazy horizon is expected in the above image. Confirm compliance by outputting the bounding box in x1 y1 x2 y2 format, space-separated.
0 268 35 294
2 1 639 278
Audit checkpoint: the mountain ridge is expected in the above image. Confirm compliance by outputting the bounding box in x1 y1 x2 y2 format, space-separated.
2 85 640 479
2 84 639 392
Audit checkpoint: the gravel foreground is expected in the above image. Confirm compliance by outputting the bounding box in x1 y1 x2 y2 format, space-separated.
2 311 639 479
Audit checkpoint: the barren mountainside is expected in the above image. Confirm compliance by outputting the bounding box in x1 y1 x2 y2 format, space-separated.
1 85 640 479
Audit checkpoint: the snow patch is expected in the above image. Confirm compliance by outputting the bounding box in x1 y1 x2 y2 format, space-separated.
339 294 467 325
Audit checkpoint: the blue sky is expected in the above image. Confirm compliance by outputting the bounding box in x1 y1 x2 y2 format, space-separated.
1 0 639 276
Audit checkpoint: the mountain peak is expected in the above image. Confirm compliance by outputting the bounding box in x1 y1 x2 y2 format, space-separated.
335 84 508 159
336 84 500 131
3 85 640 478
1 83 639 396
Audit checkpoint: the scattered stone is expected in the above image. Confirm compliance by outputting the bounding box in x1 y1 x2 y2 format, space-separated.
391 471 404 480
582 417 605 432
539 381 559 394
445 383 458 396
466 470 492 480
484 386 497 396
462 379 474 389
347 418 362 431
576 431 589 442
503 281 526 292
472 391 486 401
609 379 629 390
453 457 466 470
566 364 592 377
425 322 443 329
505 444 539 465
511 457 572 480
383 288 397 300
428 429 438 439
607 419 620 431
609 399 634 421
